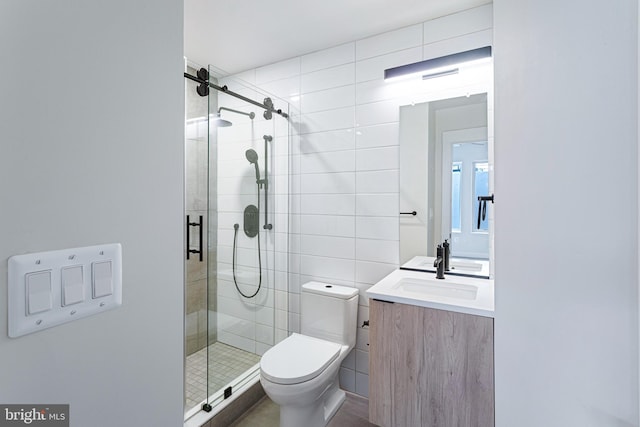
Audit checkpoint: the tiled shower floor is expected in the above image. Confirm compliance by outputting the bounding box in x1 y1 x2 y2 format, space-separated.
186 342 261 411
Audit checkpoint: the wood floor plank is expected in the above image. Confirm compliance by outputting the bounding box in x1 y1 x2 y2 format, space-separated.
231 392 375 427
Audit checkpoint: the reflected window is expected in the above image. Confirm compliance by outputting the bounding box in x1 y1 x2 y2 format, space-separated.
451 162 461 232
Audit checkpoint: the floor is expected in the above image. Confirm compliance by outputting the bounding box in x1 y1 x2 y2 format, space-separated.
186 342 261 411
229 392 376 427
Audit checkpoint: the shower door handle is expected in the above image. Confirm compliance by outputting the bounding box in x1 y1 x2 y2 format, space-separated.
186 215 203 262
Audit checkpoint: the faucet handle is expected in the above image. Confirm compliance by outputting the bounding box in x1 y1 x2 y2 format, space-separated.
434 244 443 264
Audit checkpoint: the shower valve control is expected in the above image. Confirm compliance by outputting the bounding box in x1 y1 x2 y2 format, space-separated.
244 205 259 238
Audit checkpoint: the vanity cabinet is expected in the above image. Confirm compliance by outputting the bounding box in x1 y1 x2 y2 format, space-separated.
369 299 494 427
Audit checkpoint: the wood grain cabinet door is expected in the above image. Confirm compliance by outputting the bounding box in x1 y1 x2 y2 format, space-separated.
369 300 494 427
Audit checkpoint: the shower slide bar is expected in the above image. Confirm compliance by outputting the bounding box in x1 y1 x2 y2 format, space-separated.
262 134 273 231
184 68 289 119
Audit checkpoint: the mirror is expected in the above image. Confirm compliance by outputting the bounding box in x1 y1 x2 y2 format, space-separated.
398 75 493 278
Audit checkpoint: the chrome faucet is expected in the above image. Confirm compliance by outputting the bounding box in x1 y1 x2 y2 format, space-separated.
434 244 445 279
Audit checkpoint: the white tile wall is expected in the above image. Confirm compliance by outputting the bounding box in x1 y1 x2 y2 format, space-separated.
422 4 492 45
255 57 301 84
355 349 369 374
356 217 398 241
301 86 355 113
300 129 355 154
355 372 370 397
301 43 355 74
356 99 400 127
300 235 355 259
300 172 356 194
300 215 355 237
355 146 399 171
223 4 494 397
355 194 399 217
255 306 274 327
301 107 355 134
301 63 355 94
300 150 355 173
355 123 399 149
356 24 423 61
356 170 399 193
339 367 356 392
356 239 399 264
301 194 355 215
300 255 355 282
343 349 356 369
355 261 397 285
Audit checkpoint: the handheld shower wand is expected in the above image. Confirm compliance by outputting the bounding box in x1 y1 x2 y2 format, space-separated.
245 149 262 187
232 148 265 299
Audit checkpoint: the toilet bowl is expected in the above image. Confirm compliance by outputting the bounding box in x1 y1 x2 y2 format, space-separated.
259 282 358 427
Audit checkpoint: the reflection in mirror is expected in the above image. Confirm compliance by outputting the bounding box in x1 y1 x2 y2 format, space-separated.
399 93 491 278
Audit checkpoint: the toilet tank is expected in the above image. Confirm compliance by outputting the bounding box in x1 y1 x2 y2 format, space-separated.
300 282 359 348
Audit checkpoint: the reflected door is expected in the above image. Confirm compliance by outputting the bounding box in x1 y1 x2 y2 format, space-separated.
441 128 489 259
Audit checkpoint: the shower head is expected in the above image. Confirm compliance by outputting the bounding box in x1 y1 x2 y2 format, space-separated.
211 114 233 127
212 107 256 127
216 106 255 126
245 149 261 182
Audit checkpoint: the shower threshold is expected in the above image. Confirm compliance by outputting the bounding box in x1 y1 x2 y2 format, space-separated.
185 342 261 421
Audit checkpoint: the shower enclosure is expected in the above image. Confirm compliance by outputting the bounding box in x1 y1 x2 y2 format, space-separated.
184 64 291 419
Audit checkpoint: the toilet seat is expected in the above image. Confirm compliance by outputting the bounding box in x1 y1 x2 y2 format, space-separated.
260 333 342 385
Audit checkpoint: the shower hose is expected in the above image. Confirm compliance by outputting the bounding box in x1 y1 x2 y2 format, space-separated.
232 181 262 299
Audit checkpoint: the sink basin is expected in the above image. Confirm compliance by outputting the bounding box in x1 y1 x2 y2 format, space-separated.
393 278 478 300
366 269 494 317
450 260 484 272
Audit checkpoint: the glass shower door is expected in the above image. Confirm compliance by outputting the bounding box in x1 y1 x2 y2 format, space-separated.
183 65 291 420
205 66 291 409
184 65 211 414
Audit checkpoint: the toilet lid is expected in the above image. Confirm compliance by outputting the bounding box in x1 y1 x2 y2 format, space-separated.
260 333 342 385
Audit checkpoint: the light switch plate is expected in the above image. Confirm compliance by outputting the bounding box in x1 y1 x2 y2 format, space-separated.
8 243 122 338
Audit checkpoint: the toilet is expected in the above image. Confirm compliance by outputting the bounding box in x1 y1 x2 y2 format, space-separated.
259 281 359 427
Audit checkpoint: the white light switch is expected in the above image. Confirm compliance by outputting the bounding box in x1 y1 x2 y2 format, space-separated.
26 271 52 315
61 265 84 306
9 243 122 338
92 261 113 298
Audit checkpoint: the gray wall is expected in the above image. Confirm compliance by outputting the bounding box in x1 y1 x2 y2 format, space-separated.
494 0 639 425
0 1 185 426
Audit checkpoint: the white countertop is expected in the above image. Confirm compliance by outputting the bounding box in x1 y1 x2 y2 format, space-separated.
366 269 494 318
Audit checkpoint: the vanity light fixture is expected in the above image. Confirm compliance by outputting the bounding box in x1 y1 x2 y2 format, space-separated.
384 46 492 82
